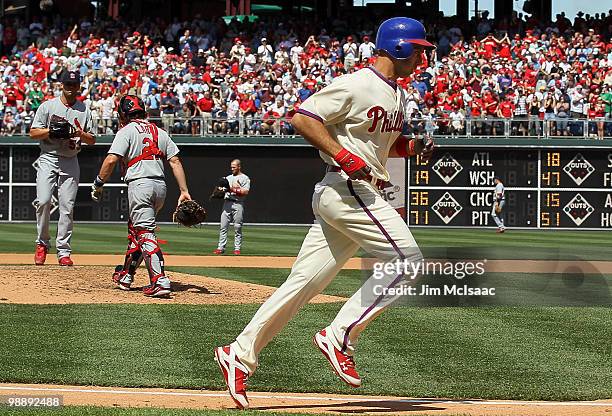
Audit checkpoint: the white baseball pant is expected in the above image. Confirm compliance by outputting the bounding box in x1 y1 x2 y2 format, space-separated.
218 200 245 251
231 171 423 374
491 199 505 228
33 153 79 258
128 178 170 288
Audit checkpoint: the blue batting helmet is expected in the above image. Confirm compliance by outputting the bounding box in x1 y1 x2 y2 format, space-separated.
375 17 435 60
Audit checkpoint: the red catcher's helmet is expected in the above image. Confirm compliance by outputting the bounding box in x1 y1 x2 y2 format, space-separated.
118 95 146 120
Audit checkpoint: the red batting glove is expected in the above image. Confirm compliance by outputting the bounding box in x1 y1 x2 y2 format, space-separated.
334 148 371 180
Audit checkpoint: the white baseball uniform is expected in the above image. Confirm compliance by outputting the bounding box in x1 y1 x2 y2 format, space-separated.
108 119 180 289
231 67 423 374
491 182 505 229
31 97 93 258
217 173 250 252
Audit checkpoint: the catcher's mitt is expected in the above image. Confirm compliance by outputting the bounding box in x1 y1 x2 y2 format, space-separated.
173 200 207 227
210 177 230 200
49 119 76 139
494 203 502 214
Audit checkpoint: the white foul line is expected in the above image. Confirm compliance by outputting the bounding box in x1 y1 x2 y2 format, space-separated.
0 385 610 407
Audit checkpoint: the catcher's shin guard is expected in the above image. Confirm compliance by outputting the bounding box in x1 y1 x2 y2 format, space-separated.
137 229 170 288
122 221 143 275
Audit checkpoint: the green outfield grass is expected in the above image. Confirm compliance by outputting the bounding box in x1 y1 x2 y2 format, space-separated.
166 266 363 298
166 266 612 305
1 303 611 401
1 223 612 260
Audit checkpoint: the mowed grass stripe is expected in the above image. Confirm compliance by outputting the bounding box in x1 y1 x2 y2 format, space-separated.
165 266 365 298
1 304 611 401
413 229 612 246
1 224 612 259
165 267 612 303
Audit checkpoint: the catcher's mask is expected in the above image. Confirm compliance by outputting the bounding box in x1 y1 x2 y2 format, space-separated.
118 95 147 125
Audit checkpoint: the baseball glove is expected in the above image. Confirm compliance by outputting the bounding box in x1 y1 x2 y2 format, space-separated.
49 119 76 139
210 177 230 200
173 200 207 227
494 203 502 214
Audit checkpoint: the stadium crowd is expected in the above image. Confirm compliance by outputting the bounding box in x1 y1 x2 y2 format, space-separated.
0 9 611 137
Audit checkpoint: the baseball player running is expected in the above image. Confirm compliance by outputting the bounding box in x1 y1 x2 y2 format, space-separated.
492 176 506 233
215 17 435 409
214 159 250 255
29 70 95 266
91 95 191 297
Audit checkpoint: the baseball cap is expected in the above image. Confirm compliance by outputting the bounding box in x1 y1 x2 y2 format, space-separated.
60 70 80 84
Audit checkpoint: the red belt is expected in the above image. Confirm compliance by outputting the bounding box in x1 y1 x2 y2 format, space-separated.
326 165 388 190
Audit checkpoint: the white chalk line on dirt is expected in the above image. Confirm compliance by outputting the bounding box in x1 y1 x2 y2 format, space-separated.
0 385 610 407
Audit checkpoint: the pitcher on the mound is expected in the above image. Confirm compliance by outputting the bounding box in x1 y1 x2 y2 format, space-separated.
215 17 435 409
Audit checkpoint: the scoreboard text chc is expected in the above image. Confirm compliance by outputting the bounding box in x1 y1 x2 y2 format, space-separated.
407 149 612 229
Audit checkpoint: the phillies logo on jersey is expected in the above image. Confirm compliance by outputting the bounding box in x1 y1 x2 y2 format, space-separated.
367 106 404 133
432 192 463 224
563 153 594 186
563 193 594 226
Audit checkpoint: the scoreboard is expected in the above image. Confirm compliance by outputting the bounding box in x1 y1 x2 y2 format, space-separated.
1 141 611 228
0 147 129 222
407 149 612 229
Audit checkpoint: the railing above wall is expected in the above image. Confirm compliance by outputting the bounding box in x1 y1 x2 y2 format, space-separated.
4 116 612 149
8 116 612 141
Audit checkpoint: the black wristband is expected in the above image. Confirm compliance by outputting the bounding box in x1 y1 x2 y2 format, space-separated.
94 176 105 188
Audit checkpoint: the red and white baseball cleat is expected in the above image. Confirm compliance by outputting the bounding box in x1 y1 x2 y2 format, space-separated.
496 228 505 233
112 267 133 291
214 345 250 409
34 244 47 266
142 284 171 298
213 249 224 255
58 256 74 266
313 329 361 388
233 250 241 255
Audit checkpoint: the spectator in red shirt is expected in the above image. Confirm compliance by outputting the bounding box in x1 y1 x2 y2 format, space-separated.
197 91 213 134
497 96 516 118
588 98 606 140
239 93 256 134
470 93 484 135
482 34 498 59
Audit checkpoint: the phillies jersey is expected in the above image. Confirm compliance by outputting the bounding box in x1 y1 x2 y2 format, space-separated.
108 119 179 182
297 67 406 181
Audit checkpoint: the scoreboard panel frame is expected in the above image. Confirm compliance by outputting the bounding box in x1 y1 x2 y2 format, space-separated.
406 149 612 230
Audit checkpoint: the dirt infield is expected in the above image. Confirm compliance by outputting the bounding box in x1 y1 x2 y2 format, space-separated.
0 265 343 305
0 383 610 416
2 253 612 273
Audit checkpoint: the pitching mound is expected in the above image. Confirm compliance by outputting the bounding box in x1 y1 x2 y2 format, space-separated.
1 265 344 305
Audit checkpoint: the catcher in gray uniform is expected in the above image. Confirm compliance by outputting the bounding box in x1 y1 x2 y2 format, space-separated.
29 70 95 266
91 95 191 297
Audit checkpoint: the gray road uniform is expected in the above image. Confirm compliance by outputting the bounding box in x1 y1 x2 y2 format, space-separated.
217 173 250 252
491 182 505 229
31 97 93 258
108 119 179 289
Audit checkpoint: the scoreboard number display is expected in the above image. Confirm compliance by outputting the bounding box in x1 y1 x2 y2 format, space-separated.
0 148 129 222
408 149 612 229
